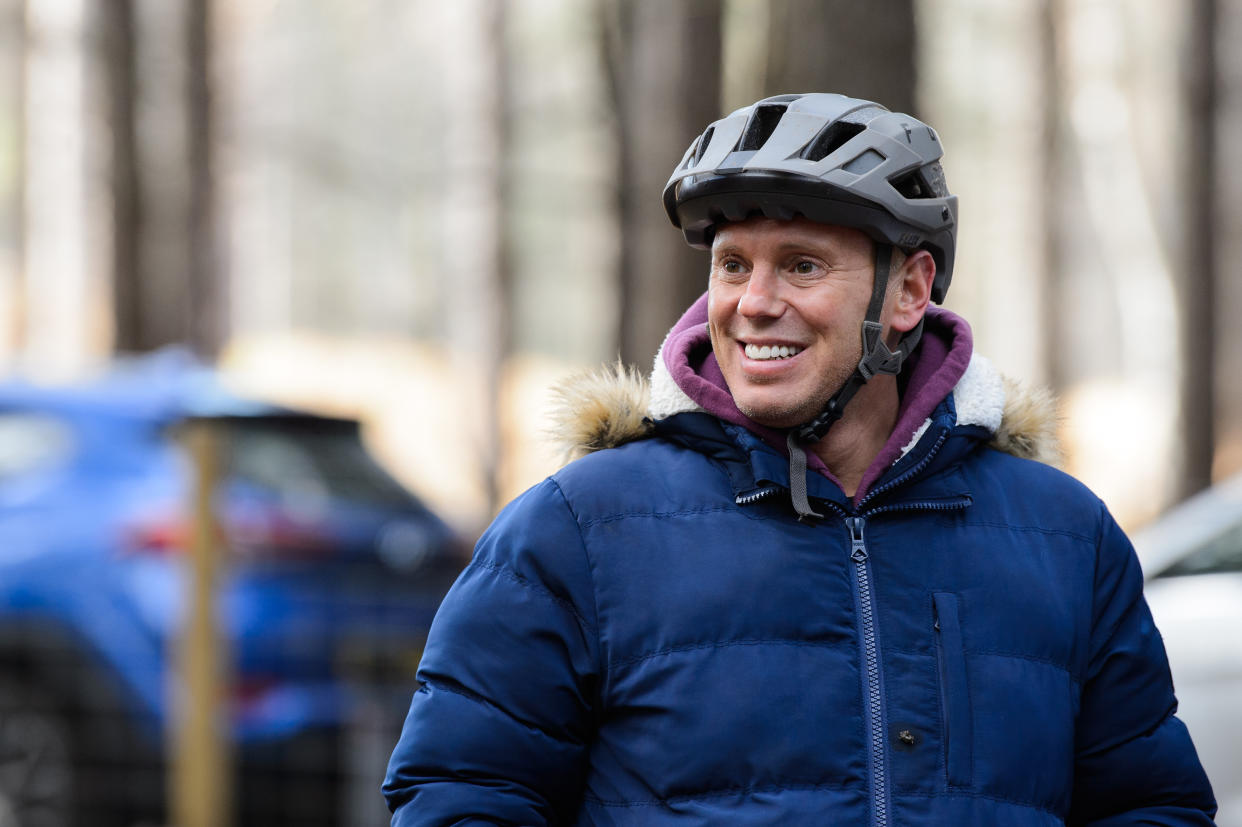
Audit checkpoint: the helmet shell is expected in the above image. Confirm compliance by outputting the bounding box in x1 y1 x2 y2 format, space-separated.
663 93 958 302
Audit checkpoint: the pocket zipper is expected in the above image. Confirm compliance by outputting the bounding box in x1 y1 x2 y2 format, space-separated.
933 592 973 787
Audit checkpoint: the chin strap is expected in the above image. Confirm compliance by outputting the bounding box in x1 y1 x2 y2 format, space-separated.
785 243 924 522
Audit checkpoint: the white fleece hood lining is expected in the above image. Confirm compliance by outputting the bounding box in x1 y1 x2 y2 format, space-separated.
648 330 704 421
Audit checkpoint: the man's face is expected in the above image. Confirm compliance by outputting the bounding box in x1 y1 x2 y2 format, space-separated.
707 216 878 429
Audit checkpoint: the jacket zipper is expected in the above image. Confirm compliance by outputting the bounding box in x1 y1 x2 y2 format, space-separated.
734 485 784 506
846 429 964 826
848 516 889 827
858 429 950 511
867 498 972 519
732 427 969 825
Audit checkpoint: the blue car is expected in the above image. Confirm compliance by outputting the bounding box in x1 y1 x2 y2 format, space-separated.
0 353 464 826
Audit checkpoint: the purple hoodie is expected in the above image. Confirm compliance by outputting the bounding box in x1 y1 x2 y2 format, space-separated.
660 292 975 502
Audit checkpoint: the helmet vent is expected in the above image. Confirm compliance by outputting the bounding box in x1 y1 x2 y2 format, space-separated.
693 126 715 165
737 104 787 151
890 170 932 199
801 121 866 162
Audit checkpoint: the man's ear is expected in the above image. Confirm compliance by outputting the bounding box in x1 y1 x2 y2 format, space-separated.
888 249 936 334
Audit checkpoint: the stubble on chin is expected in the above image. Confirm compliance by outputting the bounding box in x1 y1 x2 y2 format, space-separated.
729 364 857 430
732 387 830 430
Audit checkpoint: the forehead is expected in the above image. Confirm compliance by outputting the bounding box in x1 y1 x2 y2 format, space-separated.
710 216 872 258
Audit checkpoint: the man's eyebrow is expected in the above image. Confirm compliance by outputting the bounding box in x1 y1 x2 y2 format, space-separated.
711 243 743 258
713 239 831 257
773 234 843 253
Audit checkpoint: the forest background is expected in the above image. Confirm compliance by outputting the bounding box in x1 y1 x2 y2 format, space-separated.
0 0 1237 534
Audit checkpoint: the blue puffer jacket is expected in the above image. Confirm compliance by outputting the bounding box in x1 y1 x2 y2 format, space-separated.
384 316 1215 825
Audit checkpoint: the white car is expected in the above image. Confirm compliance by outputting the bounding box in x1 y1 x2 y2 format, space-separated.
1132 472 1242 826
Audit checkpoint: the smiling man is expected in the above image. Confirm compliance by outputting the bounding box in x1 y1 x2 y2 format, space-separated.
707 217 932 497
384 94 1216 826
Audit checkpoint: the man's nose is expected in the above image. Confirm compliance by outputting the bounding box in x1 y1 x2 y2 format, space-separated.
736 266 785 318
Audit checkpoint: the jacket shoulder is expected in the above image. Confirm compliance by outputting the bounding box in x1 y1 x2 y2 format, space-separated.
962 444 1105 540
550 432 733 523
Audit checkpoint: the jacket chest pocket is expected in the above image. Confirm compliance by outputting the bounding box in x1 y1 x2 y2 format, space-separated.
933 592 973 787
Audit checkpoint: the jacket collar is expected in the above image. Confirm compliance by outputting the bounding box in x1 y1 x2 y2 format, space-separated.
653 378 989 514
648 293 1014 500
547 308 1060 497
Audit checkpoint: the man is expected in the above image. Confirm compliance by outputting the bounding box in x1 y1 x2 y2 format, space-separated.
384 93 1216 825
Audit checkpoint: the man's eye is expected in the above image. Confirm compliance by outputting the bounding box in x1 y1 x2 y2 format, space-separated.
721 261 743 274
793 261 816 275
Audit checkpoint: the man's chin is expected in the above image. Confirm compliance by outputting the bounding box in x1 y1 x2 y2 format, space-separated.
736 400 820 431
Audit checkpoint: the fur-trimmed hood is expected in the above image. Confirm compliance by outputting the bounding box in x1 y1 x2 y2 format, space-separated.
548 355 1059 469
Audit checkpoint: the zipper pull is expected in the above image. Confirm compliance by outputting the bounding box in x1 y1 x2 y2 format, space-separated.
847 516 867 562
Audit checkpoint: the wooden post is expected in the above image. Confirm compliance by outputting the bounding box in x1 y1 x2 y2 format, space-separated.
171 421 231 827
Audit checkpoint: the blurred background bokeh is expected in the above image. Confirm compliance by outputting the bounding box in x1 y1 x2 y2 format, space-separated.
3 0 1239 529
0 0 1239 824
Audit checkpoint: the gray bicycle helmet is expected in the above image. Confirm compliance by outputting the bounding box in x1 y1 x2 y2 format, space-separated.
664 92 957 300
663 93 959 519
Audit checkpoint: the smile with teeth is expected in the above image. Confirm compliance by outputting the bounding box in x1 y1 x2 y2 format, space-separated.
744 343 802 361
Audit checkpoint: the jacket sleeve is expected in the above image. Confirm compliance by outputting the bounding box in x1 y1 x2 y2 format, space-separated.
383 478 600 826
1068 505 1217 826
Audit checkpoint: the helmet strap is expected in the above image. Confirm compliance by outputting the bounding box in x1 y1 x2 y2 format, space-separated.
795 243 924 444
785 243 923 520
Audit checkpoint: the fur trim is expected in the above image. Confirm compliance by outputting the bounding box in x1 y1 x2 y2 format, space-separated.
951 353 1061 465
548 354 1061 466
546 361 652 462
991 376 1062 465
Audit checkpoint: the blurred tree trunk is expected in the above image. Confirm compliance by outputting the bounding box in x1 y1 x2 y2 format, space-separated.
1178 0 1218 496
763 0 916 116
4 0 26 354
442 0 512 519
102 0 221 357
101 0 142 353
481 0 513 518
186 0 222 358
1040 0 1068 391
600 0 723 367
